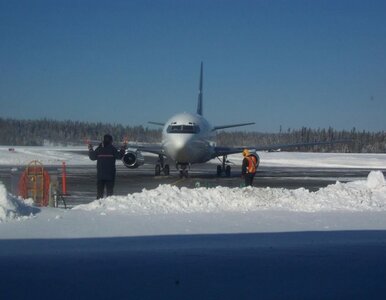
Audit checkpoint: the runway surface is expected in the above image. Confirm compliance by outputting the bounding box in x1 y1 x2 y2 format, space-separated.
1 155 384 207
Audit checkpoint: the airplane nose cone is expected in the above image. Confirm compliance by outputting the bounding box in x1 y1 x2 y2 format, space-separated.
173 137 188 150
166 135 194 162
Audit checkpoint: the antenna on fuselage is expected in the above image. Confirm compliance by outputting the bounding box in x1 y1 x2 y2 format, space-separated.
197 62 203 116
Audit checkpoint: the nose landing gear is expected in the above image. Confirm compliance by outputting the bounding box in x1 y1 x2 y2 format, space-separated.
177 163 189 178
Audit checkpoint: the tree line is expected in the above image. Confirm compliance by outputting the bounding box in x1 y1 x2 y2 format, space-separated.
0 118 161 146
216 127 385 153
0 118 385 153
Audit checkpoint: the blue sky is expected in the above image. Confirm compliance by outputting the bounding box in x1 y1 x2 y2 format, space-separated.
1 0 385 132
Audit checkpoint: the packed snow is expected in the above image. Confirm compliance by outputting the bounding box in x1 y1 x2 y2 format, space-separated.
0 146 91 166
0 183 36 223
73 171 386 214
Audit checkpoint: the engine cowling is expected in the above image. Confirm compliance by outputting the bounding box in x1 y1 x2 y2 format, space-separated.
255 153 260 168
122 150 145 169
250 152 260 169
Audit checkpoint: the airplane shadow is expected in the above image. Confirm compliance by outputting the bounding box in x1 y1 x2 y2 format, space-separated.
1 230 386 299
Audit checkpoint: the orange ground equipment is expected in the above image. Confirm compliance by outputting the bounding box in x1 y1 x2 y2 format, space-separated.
18 160 51 206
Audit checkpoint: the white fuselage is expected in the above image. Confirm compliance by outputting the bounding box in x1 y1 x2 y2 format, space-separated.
161 112 216 164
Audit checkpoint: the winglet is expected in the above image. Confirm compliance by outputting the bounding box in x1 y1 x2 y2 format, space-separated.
197 62 203 116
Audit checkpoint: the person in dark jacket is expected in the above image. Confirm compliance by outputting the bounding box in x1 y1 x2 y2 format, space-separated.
88 134 125 199
241 149 259 187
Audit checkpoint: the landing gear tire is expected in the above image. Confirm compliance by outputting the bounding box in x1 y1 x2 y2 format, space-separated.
179 170 188 178
155 164 161 176
217 165 222 177
163 164 170 176
225 165 231 177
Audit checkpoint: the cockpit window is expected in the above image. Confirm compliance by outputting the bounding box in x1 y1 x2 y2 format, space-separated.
167 125 200 134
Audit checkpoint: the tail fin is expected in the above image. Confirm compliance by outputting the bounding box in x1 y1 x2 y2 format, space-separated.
197 62 203 116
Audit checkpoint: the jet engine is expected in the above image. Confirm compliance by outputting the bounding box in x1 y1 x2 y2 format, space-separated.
255 153 260 168
122 150 145 169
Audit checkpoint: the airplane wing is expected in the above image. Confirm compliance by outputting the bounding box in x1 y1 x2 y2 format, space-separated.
213 140 350 158
62 142 165 157
127 143 165 156
212 122 255 131
148 121 165 126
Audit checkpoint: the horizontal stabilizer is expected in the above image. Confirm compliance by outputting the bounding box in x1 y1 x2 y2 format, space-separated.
148 121 165 127
212 122 255 131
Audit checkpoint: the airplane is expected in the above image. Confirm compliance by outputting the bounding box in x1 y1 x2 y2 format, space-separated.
120 62 344 177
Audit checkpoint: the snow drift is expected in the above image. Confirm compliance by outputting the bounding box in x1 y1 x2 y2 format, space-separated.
1 172 385 223
73 171 386 214
0 182 37 222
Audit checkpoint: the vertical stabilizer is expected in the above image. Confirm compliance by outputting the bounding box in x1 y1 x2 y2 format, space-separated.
197 62 203 116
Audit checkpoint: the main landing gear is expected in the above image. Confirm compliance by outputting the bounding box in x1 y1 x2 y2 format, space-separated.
155 155 170 176
217 155 231 177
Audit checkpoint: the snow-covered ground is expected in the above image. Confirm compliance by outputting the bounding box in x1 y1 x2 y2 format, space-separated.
1 147 386 299
0 173 384 241
1 145 386 168
0 147 386 235
0 146 91 166
0 168 385 237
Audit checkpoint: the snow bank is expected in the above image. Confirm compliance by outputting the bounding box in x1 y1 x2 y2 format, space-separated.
366 170 385 189
0 182 36 222
73 171 386 214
